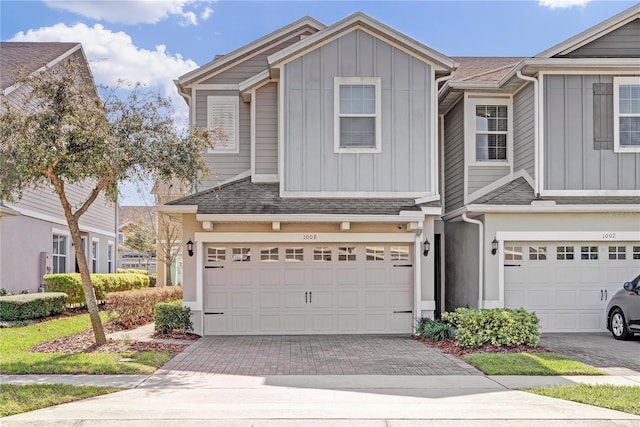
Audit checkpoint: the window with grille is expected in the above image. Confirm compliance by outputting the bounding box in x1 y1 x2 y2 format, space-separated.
232 247 251 262
207 247 226 263
529 246 547 261
504 246 522 261
390 246 409 261
581 246 599 260
475 105 508 161
313 247 332 262
338 246 356 261
614 77 640 152
260 247 279 262
557 246 575 260
334 77 381 153
285 248 304 262
52 234 67 274
366 246 385 261
608 246 626 260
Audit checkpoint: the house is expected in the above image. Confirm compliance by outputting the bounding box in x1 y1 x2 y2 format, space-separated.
118 206 157 275
0 42 117 294
164 13 455 335
440 4 640 332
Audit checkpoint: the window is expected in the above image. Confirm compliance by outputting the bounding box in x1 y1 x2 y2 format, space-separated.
609 246 626 260
634 246 640 260
313 247 332 262
207 247 226 263
260 247 279 262
366 246 385 261
614 77 640 152
529 246 547 261
334 77 381 153
207 96 239 153
338 246 356 261
466 98 511 163
232 247 250 262
52 234 67 273
557 246 575 260
581 246 599 260
285 248 304 262
91 240 99 273
504 246 522 261
390 246 409 262
107 243 114 273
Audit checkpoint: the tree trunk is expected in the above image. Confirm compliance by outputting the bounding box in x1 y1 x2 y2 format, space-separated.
164 257 172 286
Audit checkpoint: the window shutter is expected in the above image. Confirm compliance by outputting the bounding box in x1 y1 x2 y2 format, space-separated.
593 83 613 150
210 102 236 151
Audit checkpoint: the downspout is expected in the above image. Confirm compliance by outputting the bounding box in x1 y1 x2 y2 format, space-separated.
516 71 539 197
461 213 483 309
433 73 454 196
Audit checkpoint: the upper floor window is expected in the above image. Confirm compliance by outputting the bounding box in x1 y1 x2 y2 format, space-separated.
334 77 381 154
207 96 239 154
614 77 640 153
466 97 511 164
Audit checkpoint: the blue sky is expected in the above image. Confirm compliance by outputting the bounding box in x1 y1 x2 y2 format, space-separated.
1 0 636 203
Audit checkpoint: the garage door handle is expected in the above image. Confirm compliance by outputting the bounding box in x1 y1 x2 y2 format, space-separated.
205 312 224 315
601 289 603 301
309 291 312 303
393 310 412 314
393 264 413 268
504 264 521 267
305 292 308 303
605 289 607 301
205 266 224 269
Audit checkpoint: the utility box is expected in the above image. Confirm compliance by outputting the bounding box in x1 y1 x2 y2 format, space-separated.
40 252 53 290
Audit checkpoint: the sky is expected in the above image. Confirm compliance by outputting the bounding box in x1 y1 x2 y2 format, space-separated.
1 0 637 204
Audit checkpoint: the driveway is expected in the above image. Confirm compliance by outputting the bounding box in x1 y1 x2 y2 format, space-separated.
540 333 640 375
160 335 481 375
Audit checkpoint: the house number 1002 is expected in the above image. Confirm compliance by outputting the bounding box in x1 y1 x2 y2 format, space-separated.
602 233 616 239
303 234 318 240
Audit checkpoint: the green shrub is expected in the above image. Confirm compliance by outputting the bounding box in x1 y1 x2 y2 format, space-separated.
43 273 150 305
106 286 183 329
415 317 456 342
117 269 149 275
442 308 540 349
0 293 67 321
149 274 157 287
154 300 193 334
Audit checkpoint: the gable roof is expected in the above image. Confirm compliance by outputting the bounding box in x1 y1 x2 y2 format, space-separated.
450 57 523 84
536 3 640 58
268 12 456 72
176 16 325 87
167 177 430 216
0 42 81 92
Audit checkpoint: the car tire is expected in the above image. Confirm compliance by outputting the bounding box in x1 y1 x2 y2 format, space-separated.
610 308 631 341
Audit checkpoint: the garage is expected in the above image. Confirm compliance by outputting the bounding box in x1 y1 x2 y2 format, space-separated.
202 243 414 335
504 241 640 332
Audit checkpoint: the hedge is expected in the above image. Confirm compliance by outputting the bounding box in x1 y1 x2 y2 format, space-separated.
106 286 183 329
155 300 193 334
442 308 540 348
43 273 150 305
0 292 68 321
116 268 149 275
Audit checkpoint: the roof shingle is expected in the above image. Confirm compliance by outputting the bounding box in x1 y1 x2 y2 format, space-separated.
1 42 79 90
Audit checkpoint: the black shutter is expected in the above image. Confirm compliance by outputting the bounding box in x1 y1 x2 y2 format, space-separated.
593 83 614 150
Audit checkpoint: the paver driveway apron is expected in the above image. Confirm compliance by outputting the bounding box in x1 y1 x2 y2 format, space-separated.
160 334 481 375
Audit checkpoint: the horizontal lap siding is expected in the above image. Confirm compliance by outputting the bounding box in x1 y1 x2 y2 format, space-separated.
255 82 278 175
444 100 464 212
513 83 535 178
468 166 510 194
544 74 640 191
565 20 640 58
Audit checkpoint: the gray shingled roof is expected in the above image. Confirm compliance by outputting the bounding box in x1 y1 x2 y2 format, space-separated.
0 42 79 90
472 177 640 206
167 177 432 215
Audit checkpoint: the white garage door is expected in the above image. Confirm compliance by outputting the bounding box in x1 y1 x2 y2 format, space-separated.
203 243 414 335
505 242 640 332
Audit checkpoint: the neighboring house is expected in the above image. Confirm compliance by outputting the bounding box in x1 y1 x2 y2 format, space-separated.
0 42 117 294
440 5 640 332
118 206 157 275
165 13 455 335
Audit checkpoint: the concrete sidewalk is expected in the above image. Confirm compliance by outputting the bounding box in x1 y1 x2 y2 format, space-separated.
3 373 640 426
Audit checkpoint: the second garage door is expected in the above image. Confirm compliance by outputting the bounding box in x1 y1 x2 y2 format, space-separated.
203 243 414 335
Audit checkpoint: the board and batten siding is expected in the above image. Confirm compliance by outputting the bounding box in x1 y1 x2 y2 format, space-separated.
194 90 250 188
544 74 640 191
255 82 278 175
513 83 535 179
443 100 464 212
283 29 432 194
200 29 315 85
564 19 640 58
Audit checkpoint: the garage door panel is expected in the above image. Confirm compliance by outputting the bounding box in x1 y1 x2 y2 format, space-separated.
259 315 280 332
390 313 413 331
230 269 252 286
258 292 281 308
337 291 358 308
364 268 387 285
311 269 333 285
284 314 306 332
389 290 411 307
555 289 578 307
365 291 386 308
311 314 333 331
205 292 227 310
365 313 386 331
284 291 305 308
204 314 226 334
284 269 305 285
231 315 252 332
337 314 358 331
231 292 252 309
258 269 281 286
336 269 359 285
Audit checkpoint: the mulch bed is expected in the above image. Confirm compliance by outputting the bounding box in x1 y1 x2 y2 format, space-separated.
415 336 550 357
153 332 200 340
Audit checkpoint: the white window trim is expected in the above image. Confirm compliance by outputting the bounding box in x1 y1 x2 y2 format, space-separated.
613 76 640 153
107 242 114 273
464 96 513 166
333 77 382 154
52 229 70 274
91 238 99 273
207 95 240 154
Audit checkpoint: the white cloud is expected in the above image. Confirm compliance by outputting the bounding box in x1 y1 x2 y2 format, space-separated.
10 23 197 121
538 0 591 9
43 0 215 26
201 7 213 21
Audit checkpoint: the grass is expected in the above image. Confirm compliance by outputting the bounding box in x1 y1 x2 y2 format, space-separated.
0 314 171 374
1 384 121 417
463 352 605 376
528 384 640 415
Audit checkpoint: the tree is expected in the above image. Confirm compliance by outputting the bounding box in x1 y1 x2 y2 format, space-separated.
123 221 156 268
0 57 212 345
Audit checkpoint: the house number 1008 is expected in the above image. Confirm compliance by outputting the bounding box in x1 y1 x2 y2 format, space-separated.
303 234 318 240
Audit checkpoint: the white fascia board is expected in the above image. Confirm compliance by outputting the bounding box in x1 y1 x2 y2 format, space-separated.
7 204 115 237
0 204 20 217
536 4 640 58
238 70 271 93
281 191 429 198
496 230 640 242
447 81 502 91
541 189 640 197
194 232 417 243
420 207 442 216
466 204 640 214
196 212 426 223
155 205 198 214
178 17 325 85
268 12 455 71
414 194 440 204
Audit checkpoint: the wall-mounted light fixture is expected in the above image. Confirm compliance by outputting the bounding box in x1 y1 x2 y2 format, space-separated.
186 239 194 257
423 239 431 257
491 238 498 255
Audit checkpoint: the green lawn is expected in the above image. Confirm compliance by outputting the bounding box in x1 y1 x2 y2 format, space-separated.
1 384 121 417
464 352 605 376
528 384 640 415
0 314 171 374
